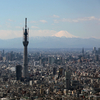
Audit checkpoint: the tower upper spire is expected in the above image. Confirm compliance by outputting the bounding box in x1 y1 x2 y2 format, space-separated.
25 18 27 29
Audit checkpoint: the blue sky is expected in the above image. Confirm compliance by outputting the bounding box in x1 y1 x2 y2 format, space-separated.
0 0 100 39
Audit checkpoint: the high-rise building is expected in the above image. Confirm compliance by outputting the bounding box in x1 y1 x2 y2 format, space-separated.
23 18 29 78
48 56 55 65
95 55 99 61
59 67 63 77
16 65 22 80
2 50 4 57
93 47 96 51
82 48 84 56
65 71 71 90
93 47 96 54
98 48 100 54
53 67 57 75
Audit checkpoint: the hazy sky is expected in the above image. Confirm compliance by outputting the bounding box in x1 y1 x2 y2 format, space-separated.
0 0 100 39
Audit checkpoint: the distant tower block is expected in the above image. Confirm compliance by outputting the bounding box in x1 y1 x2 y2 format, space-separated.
65 71 71 90
82 48 84 56
16 65 22 80
53 67 57 75
23 18 29 78
93 47 96 54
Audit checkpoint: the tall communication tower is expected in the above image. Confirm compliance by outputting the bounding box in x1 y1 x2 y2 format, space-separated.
23 18 29 78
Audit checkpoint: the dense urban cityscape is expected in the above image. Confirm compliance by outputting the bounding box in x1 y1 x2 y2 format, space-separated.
0 47 99 100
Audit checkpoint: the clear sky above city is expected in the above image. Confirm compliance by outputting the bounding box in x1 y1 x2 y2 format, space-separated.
0 0 100 39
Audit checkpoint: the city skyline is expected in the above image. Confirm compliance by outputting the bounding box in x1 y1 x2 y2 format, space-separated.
0 0 100 39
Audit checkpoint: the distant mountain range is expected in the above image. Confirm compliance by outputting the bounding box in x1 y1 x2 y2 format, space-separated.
0 36 100 48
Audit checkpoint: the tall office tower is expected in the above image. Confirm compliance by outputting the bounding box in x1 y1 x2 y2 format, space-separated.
93 47 96 51
98 48 100 54
39 53 42 66
93 47 96 54
48 56 55 65
2 50 4 57
82 48 84 56
59 67 63 77
53 67 57 75
16 65 22 80
23 18 29 78
95 55 99 61
65 71 71 90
